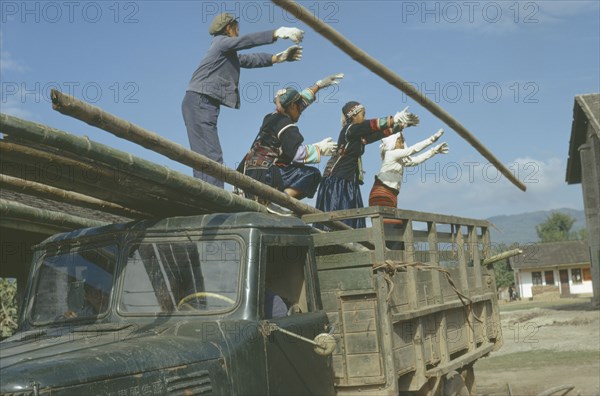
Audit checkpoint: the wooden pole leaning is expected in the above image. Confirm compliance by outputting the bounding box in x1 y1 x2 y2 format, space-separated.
271 0 526 192
49 90 353 231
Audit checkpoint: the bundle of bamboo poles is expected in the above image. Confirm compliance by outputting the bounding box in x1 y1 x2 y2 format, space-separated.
0 113 271 226
1 111 354 232
48 90 353 231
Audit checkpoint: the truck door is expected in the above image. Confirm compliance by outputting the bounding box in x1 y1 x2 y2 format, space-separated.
260 242 335 395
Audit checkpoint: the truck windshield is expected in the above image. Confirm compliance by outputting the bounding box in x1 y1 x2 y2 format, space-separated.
30 245 117 325
120 239 241 314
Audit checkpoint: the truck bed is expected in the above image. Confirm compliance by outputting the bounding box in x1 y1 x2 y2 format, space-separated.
302 207 502 395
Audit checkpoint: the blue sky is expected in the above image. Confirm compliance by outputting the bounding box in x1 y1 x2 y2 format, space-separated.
1 0 599 219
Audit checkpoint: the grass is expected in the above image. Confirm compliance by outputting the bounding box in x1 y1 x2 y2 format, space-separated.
499 297 593 313
475 350 600 371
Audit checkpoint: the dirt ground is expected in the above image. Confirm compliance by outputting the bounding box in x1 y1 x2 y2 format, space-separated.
475 297 600 396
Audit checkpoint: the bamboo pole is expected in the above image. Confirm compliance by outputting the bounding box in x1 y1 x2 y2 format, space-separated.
0 173 148 219
271 0 526 192
1 140 221 216
482 249 523 266
0 114 269 216
48 91 353 230
0 198 108 230
1 141 189 216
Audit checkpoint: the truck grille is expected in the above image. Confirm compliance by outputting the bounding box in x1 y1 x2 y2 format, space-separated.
166 370 212 395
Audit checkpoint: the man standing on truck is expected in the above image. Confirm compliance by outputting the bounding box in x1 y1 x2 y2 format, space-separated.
182 12 305 188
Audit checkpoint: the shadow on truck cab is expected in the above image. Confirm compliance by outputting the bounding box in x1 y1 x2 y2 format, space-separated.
1 212 335 395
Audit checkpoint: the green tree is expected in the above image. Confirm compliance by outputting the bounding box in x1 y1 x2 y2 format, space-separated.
490 243 517 288
0 278 18 339
536 212 577 242
578 227 588 241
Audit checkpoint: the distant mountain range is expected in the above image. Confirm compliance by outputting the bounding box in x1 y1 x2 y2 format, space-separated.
486 208 586 245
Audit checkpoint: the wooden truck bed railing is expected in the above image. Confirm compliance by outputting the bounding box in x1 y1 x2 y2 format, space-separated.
302 207 502 395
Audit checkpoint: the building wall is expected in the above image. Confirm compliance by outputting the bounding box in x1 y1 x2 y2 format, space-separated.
517 267 593 298
579 128 600 306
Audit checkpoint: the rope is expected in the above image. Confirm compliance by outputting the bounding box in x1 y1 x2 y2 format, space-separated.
373 260 484 328
259 320 274 337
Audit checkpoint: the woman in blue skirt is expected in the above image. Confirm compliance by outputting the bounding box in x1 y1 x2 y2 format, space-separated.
316 102 419 228
241 74 343 200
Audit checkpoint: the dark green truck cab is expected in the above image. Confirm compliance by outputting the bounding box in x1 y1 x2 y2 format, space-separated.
2 207 503 395
1 212 335 396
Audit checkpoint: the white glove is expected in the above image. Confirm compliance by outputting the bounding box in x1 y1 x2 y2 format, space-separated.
393 106 420 128
273 45 303 63
314 137 338 156
431 128 444 143
315 73 344 89
274 27 304 43
433 142 449 154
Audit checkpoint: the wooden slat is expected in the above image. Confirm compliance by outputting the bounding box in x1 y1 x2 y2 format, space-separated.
426 343 495 377
401 220 427 388
302 208 369 224
375 270 398 390
318 267 374 291
428 222 443 305
455 227 469 293
312 228 372 247
469 226 483 290
456 227 477 352
390 294 495 323
316 251 374 270
303 206 490 228
370 213 387 263
404 221 417 310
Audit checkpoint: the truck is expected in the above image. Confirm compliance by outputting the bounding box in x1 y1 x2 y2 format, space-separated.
0 205 502 395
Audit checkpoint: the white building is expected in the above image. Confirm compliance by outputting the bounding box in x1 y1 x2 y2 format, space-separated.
509 240 593 299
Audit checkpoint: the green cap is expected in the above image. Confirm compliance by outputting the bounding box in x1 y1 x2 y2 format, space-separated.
274 88 301 107
209 13 237 35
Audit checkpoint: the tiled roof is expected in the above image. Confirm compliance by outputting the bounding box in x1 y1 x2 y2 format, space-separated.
509 240 591 269
566 93 600 184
